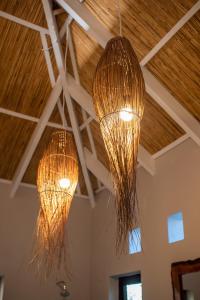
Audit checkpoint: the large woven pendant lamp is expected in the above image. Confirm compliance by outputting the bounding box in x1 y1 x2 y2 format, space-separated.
93 33 145 249
33 130 78 277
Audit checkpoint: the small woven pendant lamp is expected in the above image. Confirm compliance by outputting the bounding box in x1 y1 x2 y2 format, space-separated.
33 130 78 277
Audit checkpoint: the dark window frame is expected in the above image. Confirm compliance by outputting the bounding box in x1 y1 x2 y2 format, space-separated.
119 274 141 300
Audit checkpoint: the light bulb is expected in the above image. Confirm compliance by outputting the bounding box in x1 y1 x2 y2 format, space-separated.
59 178 71 189
119 107 135 122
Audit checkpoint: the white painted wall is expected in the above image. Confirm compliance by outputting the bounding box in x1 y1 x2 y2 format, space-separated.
0 183 92 300
90 138 200 300
0 138 200 300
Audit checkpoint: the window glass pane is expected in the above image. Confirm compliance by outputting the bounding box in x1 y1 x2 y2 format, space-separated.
168 212 184 243
129 228 142 254
126 283 142 300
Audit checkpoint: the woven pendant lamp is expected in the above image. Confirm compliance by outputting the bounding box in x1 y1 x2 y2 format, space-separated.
93 36 145 250
33 130 78 277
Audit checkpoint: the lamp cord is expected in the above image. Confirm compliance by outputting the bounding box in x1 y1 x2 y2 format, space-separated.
115 0 122 36
62 24 69 130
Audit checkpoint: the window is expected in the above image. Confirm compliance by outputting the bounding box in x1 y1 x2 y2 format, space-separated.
129 228 142 254
119 274 142 300
0 276 4 300
168 212 184 244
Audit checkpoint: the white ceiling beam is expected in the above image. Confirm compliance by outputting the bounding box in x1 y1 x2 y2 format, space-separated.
79 116 93 131
57 0 200 147
84 148 114 193
143 68 200 146
55 0 112 47
42 0 95 207
40 32 70 129
0 10 49 34
0 107 72 131
140 0 200 66
67 73 97 119
59 15 73 40
10 77 62 198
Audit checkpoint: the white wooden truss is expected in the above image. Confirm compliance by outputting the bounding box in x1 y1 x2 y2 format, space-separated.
0 0 199 204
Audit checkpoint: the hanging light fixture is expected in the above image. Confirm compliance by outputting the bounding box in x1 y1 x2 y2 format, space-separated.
93 3 145 250
33 130 78 277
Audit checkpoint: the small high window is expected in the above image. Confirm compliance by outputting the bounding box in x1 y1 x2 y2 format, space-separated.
129 228 142 254
168 212 184 244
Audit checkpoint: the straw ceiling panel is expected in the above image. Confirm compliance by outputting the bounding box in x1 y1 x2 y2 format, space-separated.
0 114 35 180
0 0 47 27
0 19 53 118
85 0 197 60
0 0 198 190
148 10 200 122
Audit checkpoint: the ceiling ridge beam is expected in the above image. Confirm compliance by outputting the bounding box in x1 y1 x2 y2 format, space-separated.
10 77 62 198
42 0 95 207
0 10 49 34
56 0 200 147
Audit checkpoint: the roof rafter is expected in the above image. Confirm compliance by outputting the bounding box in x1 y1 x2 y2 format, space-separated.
55 0 200 146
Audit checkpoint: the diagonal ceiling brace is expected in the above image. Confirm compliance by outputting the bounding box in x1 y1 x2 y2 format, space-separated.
42 0 95 207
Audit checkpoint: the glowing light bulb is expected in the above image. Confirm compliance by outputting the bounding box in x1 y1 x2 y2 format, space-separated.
59 178 71 189
119 108 135 122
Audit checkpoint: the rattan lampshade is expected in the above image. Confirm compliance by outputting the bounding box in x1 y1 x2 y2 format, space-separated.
33 130 78 277
93 36 145 250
